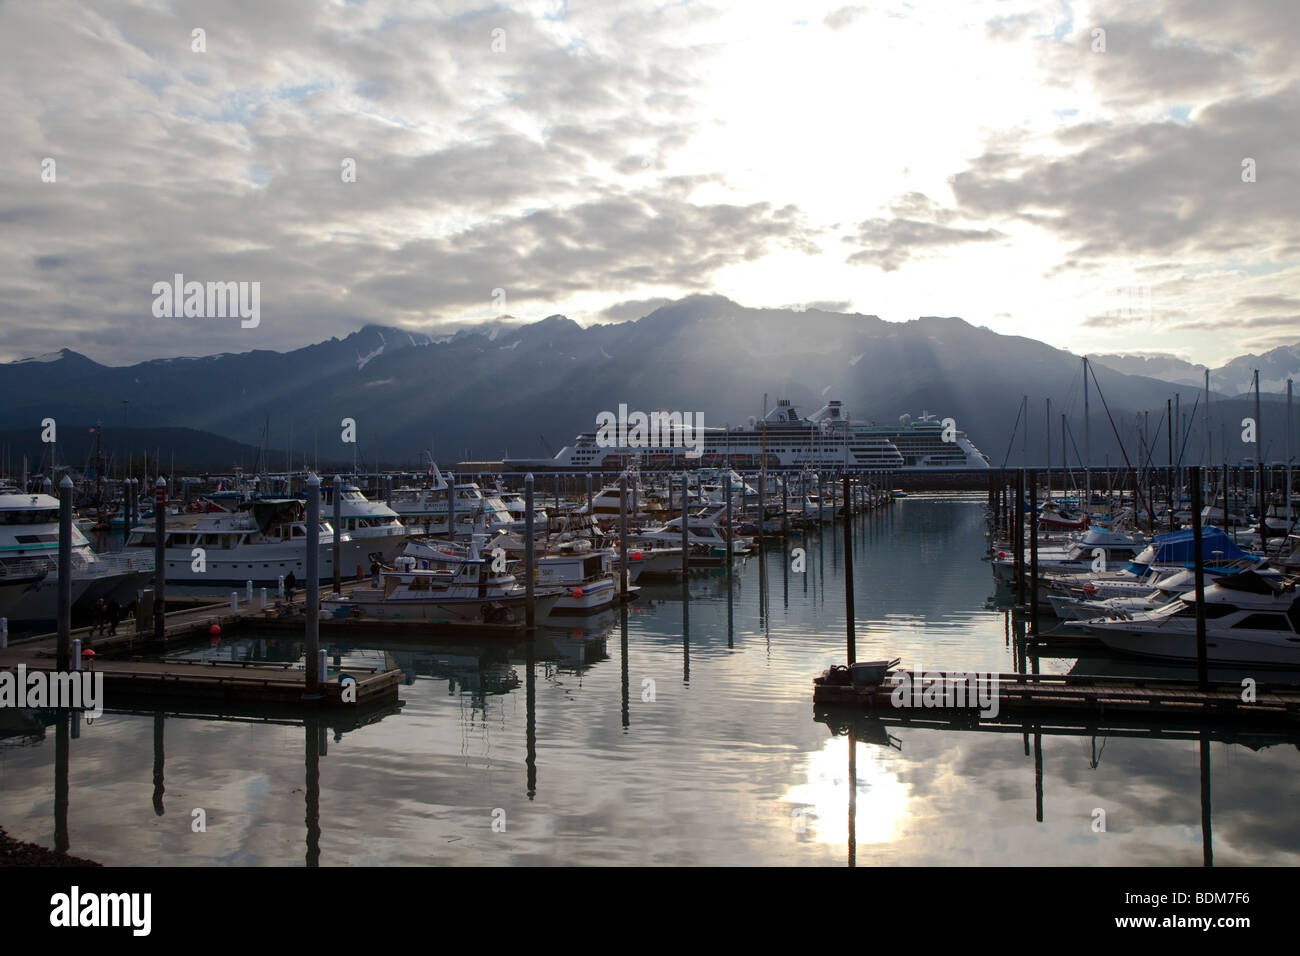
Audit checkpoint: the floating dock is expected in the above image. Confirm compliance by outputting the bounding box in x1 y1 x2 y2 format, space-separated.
814 669 1300 727
0 580 401 710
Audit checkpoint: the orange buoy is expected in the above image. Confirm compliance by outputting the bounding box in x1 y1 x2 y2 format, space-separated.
571 587 584 599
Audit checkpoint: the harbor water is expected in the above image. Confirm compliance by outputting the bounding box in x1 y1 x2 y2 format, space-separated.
1 495 1296 865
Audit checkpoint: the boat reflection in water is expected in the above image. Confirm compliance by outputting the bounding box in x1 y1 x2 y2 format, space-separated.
3 495 1299 866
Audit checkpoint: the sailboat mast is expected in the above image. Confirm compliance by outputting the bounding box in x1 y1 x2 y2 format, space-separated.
1022 394 1028 466
1254 369 1263 541
1287 378 1293 526
1045 397 1051 501
1083 356 1091 508
1204 368 1211 502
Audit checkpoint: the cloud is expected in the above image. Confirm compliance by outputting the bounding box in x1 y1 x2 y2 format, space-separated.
600 297 675 321
845 194 1004 270
824 6 868 31
951 83 1300 264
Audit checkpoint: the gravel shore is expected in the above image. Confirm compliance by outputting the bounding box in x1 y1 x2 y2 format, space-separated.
0 825 100 867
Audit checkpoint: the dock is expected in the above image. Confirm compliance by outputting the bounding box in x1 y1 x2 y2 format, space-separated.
0 580 401 710
813 669 1300 727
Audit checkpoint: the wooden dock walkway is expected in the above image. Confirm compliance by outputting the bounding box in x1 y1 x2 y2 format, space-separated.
814 669 1300 727
0 580 400 710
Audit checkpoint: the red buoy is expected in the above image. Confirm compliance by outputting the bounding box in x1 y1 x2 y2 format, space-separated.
571 587 584 599
209 624 221 635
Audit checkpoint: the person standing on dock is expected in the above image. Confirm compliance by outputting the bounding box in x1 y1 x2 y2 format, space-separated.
285 570 297 603
107 598 121 636
91 598 106 636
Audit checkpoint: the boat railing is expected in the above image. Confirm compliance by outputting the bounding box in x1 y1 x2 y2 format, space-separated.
0 557 53 580
76 551 156 579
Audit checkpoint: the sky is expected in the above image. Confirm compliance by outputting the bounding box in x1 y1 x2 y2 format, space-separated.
2 0 1298 367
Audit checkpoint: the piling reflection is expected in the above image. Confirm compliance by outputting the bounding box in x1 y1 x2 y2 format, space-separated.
54 708 69 854
152 712 165 816
304 716 321 867
3 496 1297 866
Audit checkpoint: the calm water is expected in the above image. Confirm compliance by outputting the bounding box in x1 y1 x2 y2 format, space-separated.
3 495 1298 865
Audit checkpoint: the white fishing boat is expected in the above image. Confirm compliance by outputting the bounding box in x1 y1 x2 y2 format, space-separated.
1064 569 1300 666
324 537 562 624
322 482 410 556
0 490 154 625
125 498 368 587
632 504 753 565
387 465 516 536
992 527 1146 584
536 548 625 614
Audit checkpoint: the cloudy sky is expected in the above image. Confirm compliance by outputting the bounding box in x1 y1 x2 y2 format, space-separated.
3 0 1297 367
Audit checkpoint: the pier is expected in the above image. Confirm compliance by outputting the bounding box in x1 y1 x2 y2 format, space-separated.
0 579 401 711
814 669 1300 728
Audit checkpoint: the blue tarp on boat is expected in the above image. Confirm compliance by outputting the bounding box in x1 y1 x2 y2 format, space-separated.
1149 526 1254 563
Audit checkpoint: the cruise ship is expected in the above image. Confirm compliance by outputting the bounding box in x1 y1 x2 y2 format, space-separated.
851 412 989 469
502 400 988 472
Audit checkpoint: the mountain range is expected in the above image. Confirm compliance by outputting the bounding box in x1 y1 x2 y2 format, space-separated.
2 295 1298 472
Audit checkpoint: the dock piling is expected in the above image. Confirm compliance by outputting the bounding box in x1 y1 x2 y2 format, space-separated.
332 475 342 593
618 473 628 599
57 476 72 671
304 472 321 700
1190 465 1208 689
448 467 456 538
1029 469 1039 636
725 467 733 571
525 472 536 628
842 474 856 665
153 476 167 648
681 468 689 578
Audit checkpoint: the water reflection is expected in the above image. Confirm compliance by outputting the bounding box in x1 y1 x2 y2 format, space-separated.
2 496 1297 866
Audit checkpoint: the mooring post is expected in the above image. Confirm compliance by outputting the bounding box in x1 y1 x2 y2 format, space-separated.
1015 470 1026 606
525 472 536 628
122 477 133 549
781 472 789 537
57 475 73 671
153 475 167 647
1029 468 1039 636
681 468 689 578
725 468 733 572
304 472 321 700
1190 466 1208 690
617 472 628 599
447 467 456 540
842 474 856 665
332 475 342 594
